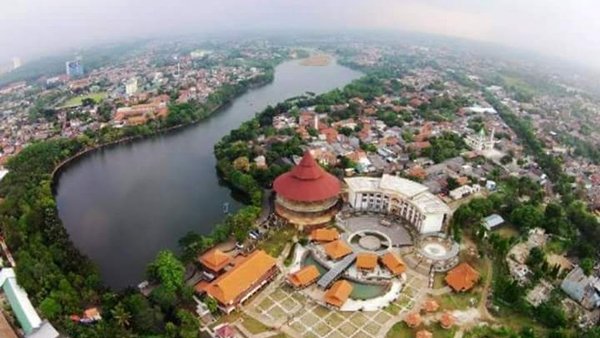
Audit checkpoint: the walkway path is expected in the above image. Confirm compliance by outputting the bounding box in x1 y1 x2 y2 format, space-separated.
477 256 496 322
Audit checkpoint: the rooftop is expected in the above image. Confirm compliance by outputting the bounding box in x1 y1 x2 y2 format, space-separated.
198 248 231 272
273 151 341 202
323 239 353 261
324 280 353 308
380 251 406 276
205 250 277 305
404 312 422 327
355 252 378 270
445 262 480 292
288 265 320 288
310 228 340 242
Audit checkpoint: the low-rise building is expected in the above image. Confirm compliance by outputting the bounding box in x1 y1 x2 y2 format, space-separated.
204 250 278 313
561 266 600 310
324 280 352 308
449 184 480 200
483 214 504 231
445 262 480 292
287 265 320 289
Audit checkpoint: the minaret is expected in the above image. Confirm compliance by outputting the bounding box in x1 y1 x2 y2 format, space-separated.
314 114 319 130
477 128 485 151
488 128 495 150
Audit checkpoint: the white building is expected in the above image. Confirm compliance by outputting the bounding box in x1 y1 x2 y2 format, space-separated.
483 214 504 231
125 77 138 96
449 184 481 200
465 128 496 152
345 174 451 233
464 105 497 114
0 268 59 338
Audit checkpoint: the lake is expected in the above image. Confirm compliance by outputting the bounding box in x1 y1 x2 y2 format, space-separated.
55 58 362 288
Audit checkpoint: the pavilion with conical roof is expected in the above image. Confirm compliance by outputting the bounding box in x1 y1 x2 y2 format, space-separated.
273 150 342 230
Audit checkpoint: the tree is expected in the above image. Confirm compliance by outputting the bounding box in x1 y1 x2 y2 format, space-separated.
527 247 546 267
111 303 131 328
510 205 543 231
580 257 595 276
81 97 96 107
147 250 185 293
39 296 62 320
233 156 250 172
177 309 200 338
446 177 459 191
150 286 178 312
124 294 165 334
204 297 219 314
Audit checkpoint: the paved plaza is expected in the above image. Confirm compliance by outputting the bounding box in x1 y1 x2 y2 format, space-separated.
244 271 430 338
342 216 413 247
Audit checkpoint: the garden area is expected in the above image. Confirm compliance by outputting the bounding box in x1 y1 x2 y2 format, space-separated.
386 321 456 338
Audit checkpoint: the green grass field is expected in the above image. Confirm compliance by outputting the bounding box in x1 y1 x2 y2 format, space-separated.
60 92 107 108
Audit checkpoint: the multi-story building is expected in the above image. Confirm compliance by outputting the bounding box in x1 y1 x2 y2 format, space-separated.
345 174 450 233
65 60 84 77
273 151 342 231
125 77 138 96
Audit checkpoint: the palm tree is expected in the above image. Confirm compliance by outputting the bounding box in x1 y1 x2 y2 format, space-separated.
111 303 131 328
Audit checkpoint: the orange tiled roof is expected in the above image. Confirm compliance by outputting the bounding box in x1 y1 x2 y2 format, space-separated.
310 228 340 242
323 240 353 260
356 252 378 270
445 262 480 292
404 312 422 328
287 265 320 288
440 311 455 329
194 280 210 293
205 250 277 305
380 252 406 275
83 307 100 319
423 299 439 313
199 248 231 272
416 330 433 338
324 280 353 308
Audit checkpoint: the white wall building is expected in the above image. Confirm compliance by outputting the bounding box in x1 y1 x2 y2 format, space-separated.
465 128 496 152
345 174 451 233
0 268 59 338
125 77 138 96
449 184 481 200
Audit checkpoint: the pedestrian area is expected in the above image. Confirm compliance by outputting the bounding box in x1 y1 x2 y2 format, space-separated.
246 271 429 338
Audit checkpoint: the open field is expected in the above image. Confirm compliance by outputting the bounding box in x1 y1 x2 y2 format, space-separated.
60 92 107 108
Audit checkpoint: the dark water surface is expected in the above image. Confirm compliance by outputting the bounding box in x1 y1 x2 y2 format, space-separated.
55 59 362 288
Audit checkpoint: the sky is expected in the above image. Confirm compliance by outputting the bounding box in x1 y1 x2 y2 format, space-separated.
2 0 600 69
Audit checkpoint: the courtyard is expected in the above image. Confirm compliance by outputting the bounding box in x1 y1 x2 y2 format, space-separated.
244 270 430 338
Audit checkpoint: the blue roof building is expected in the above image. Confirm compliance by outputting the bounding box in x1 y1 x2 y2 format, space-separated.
483 214 504 231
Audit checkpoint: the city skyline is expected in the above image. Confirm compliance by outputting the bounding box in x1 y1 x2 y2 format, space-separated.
3 0 600 70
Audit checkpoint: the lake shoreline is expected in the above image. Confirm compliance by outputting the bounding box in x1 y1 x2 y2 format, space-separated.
55 57 363 288
51 76 273 192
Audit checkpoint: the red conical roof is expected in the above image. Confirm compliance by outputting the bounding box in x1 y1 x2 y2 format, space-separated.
273 151 341 202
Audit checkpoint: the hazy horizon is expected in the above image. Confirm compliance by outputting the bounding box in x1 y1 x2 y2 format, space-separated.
3 0 600 70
